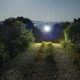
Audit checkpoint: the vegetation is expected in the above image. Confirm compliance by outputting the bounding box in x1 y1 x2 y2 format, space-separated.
62 18 80 68
32 26 44 42
36 42 55 62
65 22 80 52
38 41 46 53
60 22 71 29
0 17 35 66
0 41 9 66
0 16 80 79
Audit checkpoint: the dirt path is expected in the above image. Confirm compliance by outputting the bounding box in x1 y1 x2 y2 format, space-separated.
32 54 57 80
53 44 80 80
0 43 80 80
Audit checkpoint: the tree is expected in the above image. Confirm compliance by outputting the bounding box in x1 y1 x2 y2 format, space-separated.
60 22 71 29
64 20 80 52
74 18 80 23
3 17 17 26
9 21 35 57
0 19 35 58
17 16 34 30
32 26 44 42
17 16 26 24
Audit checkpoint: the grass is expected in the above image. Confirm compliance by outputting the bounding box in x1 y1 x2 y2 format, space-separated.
61 41 80 69
32 42 57 80
28 42 80 80
70 51 80 68
35 42 56 63
2 42 80 80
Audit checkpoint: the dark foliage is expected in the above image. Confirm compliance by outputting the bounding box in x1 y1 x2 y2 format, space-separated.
33 26 44 42
74 18 80 23
0 41 9 66
0 17 35 58
17 16 34 30
60 22 71 29
65 20 80 52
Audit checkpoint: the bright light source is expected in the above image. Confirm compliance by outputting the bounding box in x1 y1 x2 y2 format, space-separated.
44 25 51 32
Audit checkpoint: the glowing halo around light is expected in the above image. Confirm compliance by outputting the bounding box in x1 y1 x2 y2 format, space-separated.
44 25 51 32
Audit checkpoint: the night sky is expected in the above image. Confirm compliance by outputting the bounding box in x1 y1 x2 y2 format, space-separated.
0 0 80 21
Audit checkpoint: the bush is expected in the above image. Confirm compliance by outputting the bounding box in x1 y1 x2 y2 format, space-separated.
62 20 80 68
0 19 35 58
0 41 9 66
47 42 53 53
10 29 35 57
64 21 80 52
47 42 53 46
41 41 46 47
61 41 80 69
11 21 35 57
39 42 54 53
60 40 66 48
39 41 46 53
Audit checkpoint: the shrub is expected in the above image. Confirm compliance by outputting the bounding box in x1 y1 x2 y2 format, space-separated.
47 42 53 53
39 41 46 53
47 42 53 46
39 42 54 53
0 41 9 66
12 22 35 57
64 21 80 52
60 40 66 48
10 30 35 57
41 41 46 47
0 19 35 58
61 41 80 68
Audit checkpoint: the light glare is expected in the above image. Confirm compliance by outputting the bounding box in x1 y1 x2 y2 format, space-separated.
44 25 51 32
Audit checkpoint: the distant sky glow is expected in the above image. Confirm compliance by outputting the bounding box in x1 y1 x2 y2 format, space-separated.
0 0 80 21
